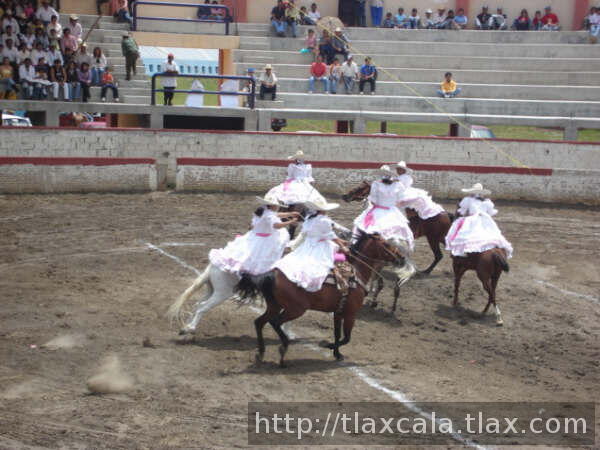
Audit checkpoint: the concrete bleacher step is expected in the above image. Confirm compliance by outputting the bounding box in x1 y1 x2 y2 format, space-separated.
239 37 271 51
243 56 275 65
255 99 285 108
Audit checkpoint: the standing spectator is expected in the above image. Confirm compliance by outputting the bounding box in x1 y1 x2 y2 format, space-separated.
121 33 139 81
541 6 560 31
19 57 35 99
270 0 287 37
162 53 178 106
437 72 461 98
512 9 531 31
475 6 491 30
532 10 543 30
355 0 367 28
338 0 355 27
340 54 358 94
258 64 277 100
588 7 600 43
423 9 435 29
100 66 119 102
329 57 341 94
331 27 349 61
65 60 79 100
50 59 69 101
75 44 93 69
454 8 468 29
370 0 384 27
382 12 394 28
61 28 79 53
490 7 507 30
47 15 62 38
0 56 16 99
91 47 107 85
46 44 63 66
308 54 329 94
406 8 421 29
77 61 92 102
68 15 83 42
35 0 58 26
394 7 407 28
32 56 51 99
359 56 376 95
307 3 321 24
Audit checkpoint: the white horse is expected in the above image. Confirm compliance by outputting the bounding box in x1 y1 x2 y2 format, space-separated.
167 264 240 334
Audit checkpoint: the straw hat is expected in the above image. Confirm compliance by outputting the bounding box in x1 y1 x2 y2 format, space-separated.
395 161 413 174
69 14 79 20
255 195 282 207
287 150 305 160
379 164 395 177
461 183 491 196
264 64 273 70
305 199 339 211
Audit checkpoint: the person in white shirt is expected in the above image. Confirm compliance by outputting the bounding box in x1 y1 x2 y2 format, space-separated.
1 27 19 47
588 7 600 43
17 43 31 65
19 58 36 99
340 54 358 94
47 15 63 38
489 7 507 30
258 63 278 100
307 2 321 24
1 11 19 33
35 1 59 25
1 39 19 64
30 43 47 68
434 7 446 26
266 150 326 205
162 53 178 106
21 28 36 50
68 15 83 42
46 45 63 66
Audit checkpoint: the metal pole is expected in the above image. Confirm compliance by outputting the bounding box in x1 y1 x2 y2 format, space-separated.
151 74 156 105
132 1 138 31
249 79 255 109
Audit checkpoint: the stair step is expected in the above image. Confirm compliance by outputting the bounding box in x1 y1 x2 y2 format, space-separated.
256 100 285 108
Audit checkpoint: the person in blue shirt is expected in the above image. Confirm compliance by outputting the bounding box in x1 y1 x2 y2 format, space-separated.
382 12 395 28
454 8 468 29
395 7 408 28
359 56 376 95
406 8 421 29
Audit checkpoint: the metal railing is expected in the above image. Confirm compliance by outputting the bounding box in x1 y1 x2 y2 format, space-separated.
132 1 231 35
151 74 256 109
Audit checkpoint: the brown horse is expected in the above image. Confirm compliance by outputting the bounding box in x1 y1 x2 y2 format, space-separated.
236 232 404 365
451 248 509 326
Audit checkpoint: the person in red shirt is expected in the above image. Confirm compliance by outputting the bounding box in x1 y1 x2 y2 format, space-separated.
308 54 329 94
100 66 120 102
541 6 560 30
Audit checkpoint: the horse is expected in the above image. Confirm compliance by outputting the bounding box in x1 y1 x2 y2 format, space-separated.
451 248 509 326
279 203 308 239
235 232 405 366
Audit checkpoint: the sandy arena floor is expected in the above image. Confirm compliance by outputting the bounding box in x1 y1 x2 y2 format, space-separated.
0 192 598 449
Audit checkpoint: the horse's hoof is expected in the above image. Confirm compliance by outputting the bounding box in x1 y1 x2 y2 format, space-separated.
334 352 344 361
496 319 504 327
255 352 264 365
319 340 335 349
178 326 194 336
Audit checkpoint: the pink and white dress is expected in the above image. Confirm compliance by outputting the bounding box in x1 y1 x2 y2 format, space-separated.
353 180 414 249
396 174 445 220
209 209 290 277
445 196 513 258
274 214 338 292
266 163 326 205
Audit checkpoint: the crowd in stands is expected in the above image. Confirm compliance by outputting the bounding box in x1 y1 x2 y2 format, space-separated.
196 0 232 23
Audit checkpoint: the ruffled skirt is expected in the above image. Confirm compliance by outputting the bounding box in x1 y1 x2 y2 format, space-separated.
354 204 414 249
445 214 513 258
398 187 445 220
266 179 326 205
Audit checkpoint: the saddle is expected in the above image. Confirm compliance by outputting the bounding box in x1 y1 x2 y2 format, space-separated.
323 261 368 314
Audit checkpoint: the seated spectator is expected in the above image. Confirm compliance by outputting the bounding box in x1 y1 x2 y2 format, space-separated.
512 9 531 31
340 54 358 94
17 43 31 66
63 47 76 68
308 54 329 94
30 43 47 69
299 6 312 25
34 28 49 49
0 56 16 99
47 14 62 38
437 9 459 30
382 12 395 28
475 6 491 30
32 56 51 99
271 0 287 37
100 66 119 102
434 7 446 28
21 28 35 50
65 60 79 100
582 7 595 30
77 62 92 102
2 25 19 47
69 15 83 42
35 0 58 26
46 44 63 66
454 8 468 29
50 59 69 101
304 29 318 60
359 56 376 95
308 2 321 24
258 64 277 100
532 10 543 30
75 44 93 70
318 30 335 64
489 7 507 30
115 0 132 25
284 0 299 38
91 47 107 85
197 0 211 19
48 29 61 49
588 7 600 43
395 8 407 28
406 8 421 29
2 39 18 65
437 72 461 98
329 57 341 94
331 27 349 61
423 9 435 29
541 6 560 31
61 28 79 53
19 57 35 99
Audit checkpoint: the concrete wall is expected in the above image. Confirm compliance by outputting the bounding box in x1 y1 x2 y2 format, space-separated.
0 128 598 204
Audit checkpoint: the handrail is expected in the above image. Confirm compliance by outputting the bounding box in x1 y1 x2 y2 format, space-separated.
132 1 231 35
151 74 256 109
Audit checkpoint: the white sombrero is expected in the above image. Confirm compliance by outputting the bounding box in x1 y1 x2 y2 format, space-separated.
379 164 395 177
304 199 339 211
287 150 305 160
461 183 491 196
395 161 413 174
264 64 273 70
255 195 282 207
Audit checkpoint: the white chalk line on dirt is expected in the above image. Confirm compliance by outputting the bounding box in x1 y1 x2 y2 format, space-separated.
535 280 599 304
152 242 485 449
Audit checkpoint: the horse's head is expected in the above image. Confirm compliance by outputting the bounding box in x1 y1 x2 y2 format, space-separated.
342 181 371 203
351 232 405 266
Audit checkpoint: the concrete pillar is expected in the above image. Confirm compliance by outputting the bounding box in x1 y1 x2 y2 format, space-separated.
353 117 366 134
244 110 259 131
45 107 60 127
456 122 471 138
257 109 272 131
564 123 579 141
573 0 590 31
150 112 163 129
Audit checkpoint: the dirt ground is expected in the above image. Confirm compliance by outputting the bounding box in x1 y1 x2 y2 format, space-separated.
0 192 598 449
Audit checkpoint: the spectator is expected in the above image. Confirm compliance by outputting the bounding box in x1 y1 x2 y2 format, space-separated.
47 14 62 38
531 10 543 30
22 28 35 50
355 0 367 28
298 6 311 25
17 43 31 65
359 56 376 95
100 66 119 102
32 56 50 99
98 0 111 15
50 59 69 101
270 0 287 37
331 27 349 61
46 44 63 66
308 2 321 24
382 12 394 28
318 29 335 64
475 6 491 30
240 67 255 107
454 8 468 29
91 47 107 85
77 61 92 102
65 60 79 100
437 9 459 30
423 9 435 29
589 7 600 43
437 72 461 98
197 0 211 19
340 54 358 94
2 39 18 65
61 28 78 53
258 63 277 100
406 8 421 29
434 7 446 27
329 57 341 94
68 15 83 42
30 43 46 69
63 47 76 68
19 57 35 99
121 33 139 81
582 6 595 30
2 25 18 47
489 7 507 30
162 53 178 106
541 6 560 31
308 54 329 94
395 7 407 28
35 0 58 26
284 0 299 38
75 44 93 69
304 28 317 60
338 0 355 27
370 0 384 27
512 9 531 31
115 0 132 25
48 29 60 49
0 56 16 99
34 27 49 49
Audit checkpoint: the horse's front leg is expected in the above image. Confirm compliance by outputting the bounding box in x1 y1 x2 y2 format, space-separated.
370 275 384 307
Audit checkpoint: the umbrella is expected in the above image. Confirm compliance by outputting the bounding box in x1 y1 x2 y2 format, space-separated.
317 16 343 34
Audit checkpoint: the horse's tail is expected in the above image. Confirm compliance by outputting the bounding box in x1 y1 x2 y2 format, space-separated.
236 271 277 305
493 251 510 273
167 264 211 322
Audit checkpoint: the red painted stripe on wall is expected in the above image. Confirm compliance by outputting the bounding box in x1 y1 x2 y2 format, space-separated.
176 158 553 176
0 157 156 166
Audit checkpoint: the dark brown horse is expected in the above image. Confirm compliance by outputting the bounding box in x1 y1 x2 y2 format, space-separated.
236 232 404 365
451 248 509 326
